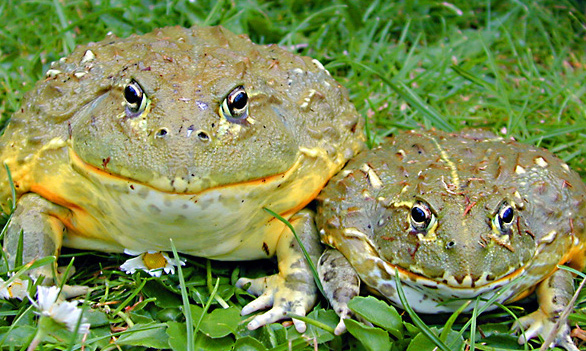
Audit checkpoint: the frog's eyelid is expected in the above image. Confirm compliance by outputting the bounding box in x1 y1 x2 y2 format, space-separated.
491 200 513 217
412 197 438 216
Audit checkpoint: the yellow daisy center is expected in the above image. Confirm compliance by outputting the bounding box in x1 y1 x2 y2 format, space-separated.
142 252 168 270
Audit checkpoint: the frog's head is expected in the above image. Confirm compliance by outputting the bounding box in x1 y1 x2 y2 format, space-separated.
35 26 362 193
374 179 537 288
370 131 573 289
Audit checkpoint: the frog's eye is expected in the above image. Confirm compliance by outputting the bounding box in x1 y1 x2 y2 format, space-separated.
493 202 515 233
124 80 148 116
410 201 435 232
220 86 248 122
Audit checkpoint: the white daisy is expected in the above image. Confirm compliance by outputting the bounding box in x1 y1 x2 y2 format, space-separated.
0 276 29 300
32 286 90 334
120 249 185 277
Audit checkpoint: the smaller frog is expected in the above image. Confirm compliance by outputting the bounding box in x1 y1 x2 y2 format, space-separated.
316 129 585 350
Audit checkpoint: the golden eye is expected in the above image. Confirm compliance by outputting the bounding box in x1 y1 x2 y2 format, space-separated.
124 80 147 116
410 201 435 232
220 86 248 122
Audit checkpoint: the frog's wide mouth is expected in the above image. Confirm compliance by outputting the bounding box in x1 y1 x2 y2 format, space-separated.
394 261 529 293
68 147 301 195
358 249 547 295
355 257 536 314
362 249 580 308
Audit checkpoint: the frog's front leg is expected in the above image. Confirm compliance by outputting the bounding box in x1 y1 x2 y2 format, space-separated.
3 193 82 294
513 269 579 351
318 248 361 335
236 209 321 333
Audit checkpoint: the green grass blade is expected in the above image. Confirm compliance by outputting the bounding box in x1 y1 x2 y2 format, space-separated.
340 60 454 131
193 277 220 334
394 270 451 351
51 0 75 54
287 313 336 334
278 5 347 47
440 300 470 342
170 240 194 351
111 278 147 316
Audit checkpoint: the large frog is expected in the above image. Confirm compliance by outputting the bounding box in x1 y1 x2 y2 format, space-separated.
0 25 365 332
316 129 585 349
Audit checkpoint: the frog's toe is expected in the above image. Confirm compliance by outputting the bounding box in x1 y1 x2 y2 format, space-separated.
236 276 271 298
60 284 90 299
239 290 273 315
512 311 543 343
513 310 578 351
246 301 308 333
236 274 316 333
334 319 347 335
333 313 373 335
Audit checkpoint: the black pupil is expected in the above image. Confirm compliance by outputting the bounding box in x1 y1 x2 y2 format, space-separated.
125 84 142 105
411 206 427 223
500 207 514 224
231 91 248 111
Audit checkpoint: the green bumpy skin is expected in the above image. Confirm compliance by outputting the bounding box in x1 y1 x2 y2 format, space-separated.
317 129 585 349
0 25 365 332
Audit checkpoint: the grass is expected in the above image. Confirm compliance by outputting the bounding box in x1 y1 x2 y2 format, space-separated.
1 0 586 350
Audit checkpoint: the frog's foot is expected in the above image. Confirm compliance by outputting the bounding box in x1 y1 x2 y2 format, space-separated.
237 209 321 333
53 267 90 298
4 193 87 298
318 248 361 335
58 284 89 299
236 273 317 333
26 264 90 299
512 269 579 351
513 309 577 351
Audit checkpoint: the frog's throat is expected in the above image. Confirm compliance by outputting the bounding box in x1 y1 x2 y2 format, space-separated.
24 146 332 258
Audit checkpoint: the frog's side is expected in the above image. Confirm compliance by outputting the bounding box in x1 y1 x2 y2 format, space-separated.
317 129 585 349
0 26 365 332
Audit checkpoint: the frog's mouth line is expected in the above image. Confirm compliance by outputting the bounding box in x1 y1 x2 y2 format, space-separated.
383 244 583 302
392 258 530 291
68 148 301 195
